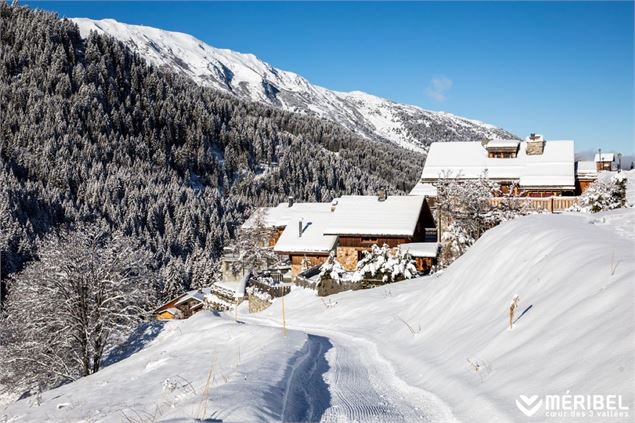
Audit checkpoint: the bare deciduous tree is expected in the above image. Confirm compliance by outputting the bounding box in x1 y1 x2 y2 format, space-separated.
0 223 159 392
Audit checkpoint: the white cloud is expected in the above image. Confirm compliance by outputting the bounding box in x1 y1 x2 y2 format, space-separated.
426 76 453 103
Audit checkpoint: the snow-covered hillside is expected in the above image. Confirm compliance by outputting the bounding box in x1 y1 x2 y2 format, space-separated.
71 18 517 152
3 207 633 422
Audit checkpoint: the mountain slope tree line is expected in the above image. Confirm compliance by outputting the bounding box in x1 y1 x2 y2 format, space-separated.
0 3 424 296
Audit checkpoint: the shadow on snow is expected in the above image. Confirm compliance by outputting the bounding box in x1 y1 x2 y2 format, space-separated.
102 320 165 368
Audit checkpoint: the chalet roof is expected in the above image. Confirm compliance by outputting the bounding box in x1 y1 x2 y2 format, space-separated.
399 242 439 258
595 153 615 162
273 212 337 254
420 140 575 189
486 139 520 150
576 161 597 179
241 202 333 229
174 288 212 307
323 195 425 237
409 182 437 197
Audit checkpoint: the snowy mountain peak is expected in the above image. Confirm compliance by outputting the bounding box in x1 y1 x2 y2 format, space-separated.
72 18 517 152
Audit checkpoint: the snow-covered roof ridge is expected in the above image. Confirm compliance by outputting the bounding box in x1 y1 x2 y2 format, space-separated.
421 140 575 188
241 202 334 229
486 139 520 149
324 195 426 237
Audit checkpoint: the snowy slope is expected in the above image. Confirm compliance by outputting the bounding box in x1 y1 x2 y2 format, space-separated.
71 18 517 152
3 207 633 422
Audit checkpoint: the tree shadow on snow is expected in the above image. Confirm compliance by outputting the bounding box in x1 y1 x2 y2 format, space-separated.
102 320 165 368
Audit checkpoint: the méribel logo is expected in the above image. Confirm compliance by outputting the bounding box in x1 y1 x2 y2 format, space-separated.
516 394 544 417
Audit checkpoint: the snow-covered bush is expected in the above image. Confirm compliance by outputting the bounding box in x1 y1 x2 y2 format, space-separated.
572 174 627 213
351 244 418 283
439 223 475 267
435 171 500 239
319 251 346 282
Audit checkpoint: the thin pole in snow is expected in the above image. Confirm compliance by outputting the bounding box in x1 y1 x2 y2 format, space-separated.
282 294 286 337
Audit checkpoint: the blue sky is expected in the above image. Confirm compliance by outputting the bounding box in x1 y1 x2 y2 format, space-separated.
31 1 634 155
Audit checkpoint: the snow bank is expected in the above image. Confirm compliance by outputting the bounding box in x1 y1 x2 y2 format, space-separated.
1 312 308 422
255 209 635 422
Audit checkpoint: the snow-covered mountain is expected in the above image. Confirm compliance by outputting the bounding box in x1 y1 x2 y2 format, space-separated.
72 18 517 152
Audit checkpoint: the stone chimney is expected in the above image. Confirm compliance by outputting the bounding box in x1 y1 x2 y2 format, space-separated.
288 196 294 207
378 187 387 202
331 199 338 212
526 133 545 155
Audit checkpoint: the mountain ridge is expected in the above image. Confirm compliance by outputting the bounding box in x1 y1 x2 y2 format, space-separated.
71 17 518 152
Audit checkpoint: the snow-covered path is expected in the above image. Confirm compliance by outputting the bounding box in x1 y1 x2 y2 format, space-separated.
238 314 457 423
320 335 452 423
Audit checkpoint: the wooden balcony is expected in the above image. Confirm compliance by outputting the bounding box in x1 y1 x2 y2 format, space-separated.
489 196 580 213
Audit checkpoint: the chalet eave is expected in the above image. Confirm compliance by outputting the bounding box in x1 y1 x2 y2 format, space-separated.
274 249 331 256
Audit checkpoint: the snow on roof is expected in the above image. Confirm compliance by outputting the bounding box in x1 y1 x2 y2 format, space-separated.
323 195 425 237
163 307 180 315
486 139 519 149
174 288 212 307
241 202 334 229
399 242 439 258
420 140 575 188
409 182 438 197
595 153 615 162
213 280 247 298
576 161 597 178
274 213 337 254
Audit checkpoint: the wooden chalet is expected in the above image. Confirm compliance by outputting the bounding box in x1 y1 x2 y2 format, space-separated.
419 134 578 197
399 242 439 272
323 194 437 271
153 288 211 320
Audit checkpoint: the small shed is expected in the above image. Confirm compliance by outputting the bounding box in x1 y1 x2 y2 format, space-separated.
399 242 439 272
153 288 211 320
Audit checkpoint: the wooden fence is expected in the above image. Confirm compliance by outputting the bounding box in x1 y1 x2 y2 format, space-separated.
489 196 579 213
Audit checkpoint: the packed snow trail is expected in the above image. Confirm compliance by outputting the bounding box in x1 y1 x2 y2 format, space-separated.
320 335 448 423
238 316 457 423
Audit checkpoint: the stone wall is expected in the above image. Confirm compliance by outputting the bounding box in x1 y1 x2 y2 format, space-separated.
336 246 359 271
526 140 545 155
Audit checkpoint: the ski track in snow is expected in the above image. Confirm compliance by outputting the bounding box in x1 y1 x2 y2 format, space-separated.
241 315 455 423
